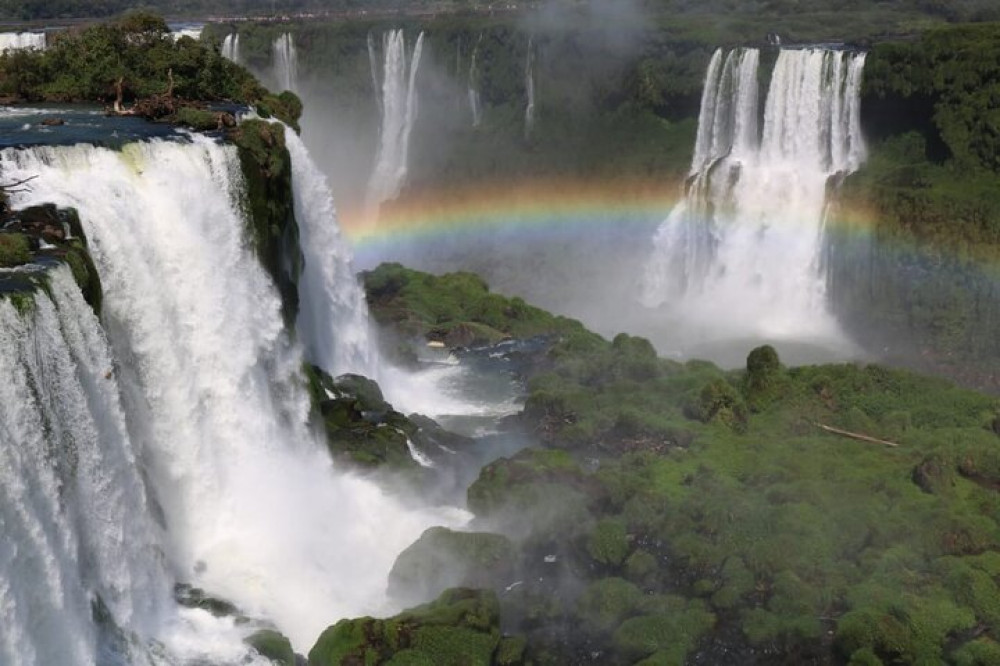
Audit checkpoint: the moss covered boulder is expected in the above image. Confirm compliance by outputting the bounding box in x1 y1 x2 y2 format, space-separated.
1 204 102 315
388 527 516 606
303 365 472 473
247 629 296 666
308 588 504 666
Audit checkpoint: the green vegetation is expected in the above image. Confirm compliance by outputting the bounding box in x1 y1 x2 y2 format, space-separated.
0 232 30 267
833 22 1000 389
308 588 502 666
363 262 593 350
0 205 102 315
0 12 302 130
247 629 296 666
388 527 515 605
230 119 301 325
342 265 1000 664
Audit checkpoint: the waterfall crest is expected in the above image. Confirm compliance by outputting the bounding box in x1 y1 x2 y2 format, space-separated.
272 33 299 93
365 29 425 212
2 136 458 653
641 47 867 344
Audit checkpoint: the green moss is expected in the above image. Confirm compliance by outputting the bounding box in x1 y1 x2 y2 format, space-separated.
0 233 31 267
247 629 295 666
575 577 642 634
256 91 303 132
173 106 221 131
309 589 501 666
388 527 515 604
586 519 630 568
495 636 527 665
952 637 1000 666
612 598 715 663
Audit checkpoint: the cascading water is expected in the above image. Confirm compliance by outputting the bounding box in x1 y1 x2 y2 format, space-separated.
221 33 241 64
272 33 299 93
641 47 867 346
365 29 425 212
2 135 460 654
0 31 45 51
285 129 378 377
468 33 484 128
524 38 536 139
0 267 173 666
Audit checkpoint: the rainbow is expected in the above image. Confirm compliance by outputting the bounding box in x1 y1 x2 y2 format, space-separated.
339 177 682 251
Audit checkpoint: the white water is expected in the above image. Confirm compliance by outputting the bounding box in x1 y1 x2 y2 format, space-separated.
365 29 425 212
272 33 299 93
641 47 867 346
0 32 45 51
285 128 378 377
2 137 461 653
468 33 484 127
171 27 203 42
221 33 241 64
524 38 536 139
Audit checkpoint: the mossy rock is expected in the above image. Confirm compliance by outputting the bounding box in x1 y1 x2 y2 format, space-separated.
388 527 516 606
308 588 502 666
575 577 643 634
466 448 594 538
612 598 715 663
586 519 630 568
247 629 296 666
0 232 31 267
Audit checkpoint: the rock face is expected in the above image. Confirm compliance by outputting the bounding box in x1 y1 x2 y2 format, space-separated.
308 588 504 666
304 365 473 472
0 204 102 315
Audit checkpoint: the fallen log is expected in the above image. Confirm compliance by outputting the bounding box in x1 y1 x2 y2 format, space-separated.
814 422 899 448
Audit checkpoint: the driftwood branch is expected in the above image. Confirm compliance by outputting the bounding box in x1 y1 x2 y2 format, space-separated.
0 174 37 194
814 422 899 448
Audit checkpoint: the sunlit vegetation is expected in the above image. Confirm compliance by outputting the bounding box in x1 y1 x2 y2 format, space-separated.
352 263 1000 664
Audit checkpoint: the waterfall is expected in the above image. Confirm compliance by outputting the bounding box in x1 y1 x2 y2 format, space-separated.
1 136 458 653
367 32 383 115
285 129 379 377
0 267 172 665
524 38 536 139
468 33 484 127
641 47 867 343
365 29 425 212
221 33 241 64
272 33 299 93
0 32 45 52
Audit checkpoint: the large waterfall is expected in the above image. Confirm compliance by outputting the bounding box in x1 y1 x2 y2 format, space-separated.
641 47 867 344
0 31 45 52
221 33 241 64
0 267 172 665
1 135 456 658
365 29 425 212
272 33 299 93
